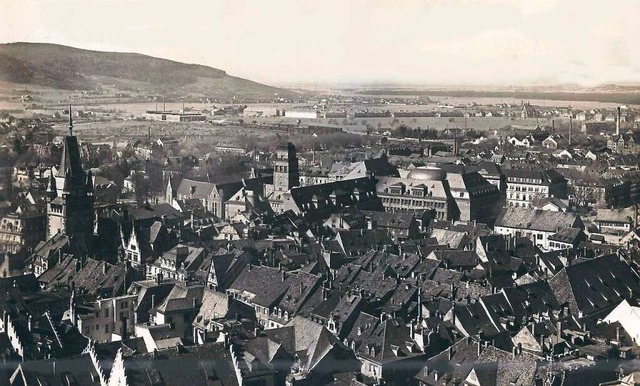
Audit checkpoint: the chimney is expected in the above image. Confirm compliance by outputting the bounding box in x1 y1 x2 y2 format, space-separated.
120 317 129 339
531 321 536 337
477 339 481 356
617 106 621 136
151 294 156 309
512 346 517 359
569 115 573 145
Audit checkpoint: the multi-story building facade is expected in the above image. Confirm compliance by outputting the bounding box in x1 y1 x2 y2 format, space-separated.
447 171 502 226
76 294 137 343
0 205 46 254
503 168 567 209
376 167 452 221
146 244 206 282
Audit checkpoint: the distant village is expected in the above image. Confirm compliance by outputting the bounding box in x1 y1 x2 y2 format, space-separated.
0 98 639 386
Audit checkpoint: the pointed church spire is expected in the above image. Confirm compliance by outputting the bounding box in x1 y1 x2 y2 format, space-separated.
68 104 73 137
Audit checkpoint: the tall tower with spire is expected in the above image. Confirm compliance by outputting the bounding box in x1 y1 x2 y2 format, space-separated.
46 105 94 252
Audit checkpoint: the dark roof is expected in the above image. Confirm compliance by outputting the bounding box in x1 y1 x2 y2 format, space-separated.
549 254 640 317
125 342 239 386
548 228 585 244
0 274 40 293
228 265 293 307
361 210 415 231
56 136 84 178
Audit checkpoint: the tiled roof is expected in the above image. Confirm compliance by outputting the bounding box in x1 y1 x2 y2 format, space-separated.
475 345 538 386
548 228 584 244
549 254 640 317
595 207 635 223
228 265 294 307
495 208 582 233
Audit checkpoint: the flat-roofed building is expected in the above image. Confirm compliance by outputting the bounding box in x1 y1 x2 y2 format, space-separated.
144 111 206 122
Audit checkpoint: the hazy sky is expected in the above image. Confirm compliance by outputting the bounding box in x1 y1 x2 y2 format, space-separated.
2 0 639 86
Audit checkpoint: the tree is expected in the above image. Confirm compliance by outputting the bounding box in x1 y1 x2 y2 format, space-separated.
132 172 151 205
12 137 24 156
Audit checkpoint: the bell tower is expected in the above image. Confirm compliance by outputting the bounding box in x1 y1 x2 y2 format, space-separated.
273 142 299 194
46 105 94 252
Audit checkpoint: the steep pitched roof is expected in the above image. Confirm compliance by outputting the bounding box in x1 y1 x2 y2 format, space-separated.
176 178 216 199
56 136 84 178
228 265 293 307
549 254 640 317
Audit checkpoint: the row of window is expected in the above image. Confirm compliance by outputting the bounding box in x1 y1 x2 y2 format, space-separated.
508 193 534 201
509 186 545 193
381 197 445 208
508 177 543 184
549 241 570 249
508 202 534 208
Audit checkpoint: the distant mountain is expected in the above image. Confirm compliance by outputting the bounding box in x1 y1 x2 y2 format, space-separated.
0 42 294 99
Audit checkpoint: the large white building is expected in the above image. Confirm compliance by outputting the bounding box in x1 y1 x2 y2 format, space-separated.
494 207 583 250
284 109 320 119
503 168 568 208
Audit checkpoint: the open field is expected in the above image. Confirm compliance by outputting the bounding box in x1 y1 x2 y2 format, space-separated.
248 115 556 133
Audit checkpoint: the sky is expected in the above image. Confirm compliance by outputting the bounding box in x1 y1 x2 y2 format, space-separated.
1 0 639 87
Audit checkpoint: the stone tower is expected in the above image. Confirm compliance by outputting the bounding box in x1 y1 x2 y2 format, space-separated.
273 142 299 194
46 106 94 252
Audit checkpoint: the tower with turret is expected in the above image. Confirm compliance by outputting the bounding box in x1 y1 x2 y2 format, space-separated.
46 106 94 252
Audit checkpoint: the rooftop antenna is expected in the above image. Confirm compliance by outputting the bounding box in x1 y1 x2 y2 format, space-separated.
68 104 73 137
163 97 166 112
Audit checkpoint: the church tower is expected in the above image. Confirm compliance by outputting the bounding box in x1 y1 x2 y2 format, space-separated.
46 106 94 252
273 142 299 194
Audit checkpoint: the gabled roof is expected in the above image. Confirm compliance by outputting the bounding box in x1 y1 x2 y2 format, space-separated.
549 254 640 317
355 317 421 364
155 284 205 314
228 265 294 307
176 178 216 199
